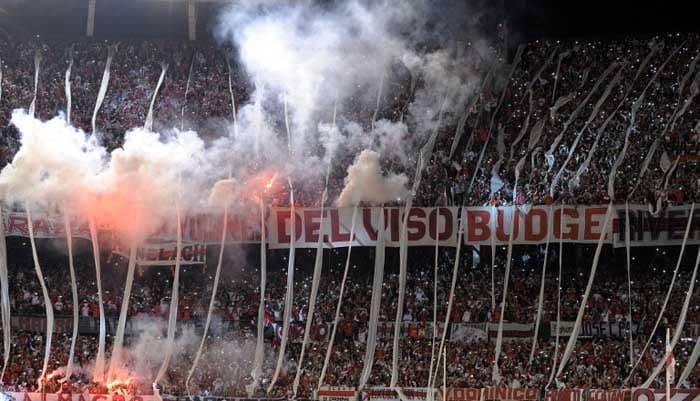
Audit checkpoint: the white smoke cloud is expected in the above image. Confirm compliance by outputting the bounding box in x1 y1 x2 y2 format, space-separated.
336 149 408 207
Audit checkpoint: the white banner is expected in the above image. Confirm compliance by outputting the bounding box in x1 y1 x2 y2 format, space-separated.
551 321 641 339
4 393 161 401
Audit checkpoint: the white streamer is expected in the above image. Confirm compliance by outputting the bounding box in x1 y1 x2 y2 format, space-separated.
88 215 107 384
468 45 524 193
555 204 614 379
677 336 700 386
25 207 54 385
642 240 700 387
64 51 73 124
0 205 11 383
546 203 564 389
249 198 267 394
292 188 328 397
551 51 571 103
528 205 552 365
181 54 195 131
318 205 359 389
144 63 168 132
358 207 386 390
28 51 41 117
624 203 634 368
154 200 183 386
625 204 695 383
61 210 79 381
92 45 116 135
187 200 229 395
106 240 138 383
425 211 440 399
492 206 517 384
430 206 465 390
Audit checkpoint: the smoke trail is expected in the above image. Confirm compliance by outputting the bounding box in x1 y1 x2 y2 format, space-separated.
0 205 11 382
370 74 384 132
92 45 116 135
145 63 168 132
318 205 359 389
61 210 79 381
187 193 229 396
25 206 54 385
65 48 74 124
154 199 184 386
28 50 41 117
225 56 238 133
106 240 138 383
88 215 107 384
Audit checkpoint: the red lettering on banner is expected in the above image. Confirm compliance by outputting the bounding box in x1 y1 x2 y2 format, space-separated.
304 209 323 242
78 394 88 401
330 209 351 242
112 395 125 401
277 210 303 243
496 210 520 241
525 209 547 241
632 388 654 401
23 392 33 401
362 208 378 240
467 210 490 242
57 393 71 401
132 397 143 401
554 208 579 240
91 396 107 401
407 208 426 241
584 207 607 240
8 216 29 236
389 208 400 242
428 208 454 241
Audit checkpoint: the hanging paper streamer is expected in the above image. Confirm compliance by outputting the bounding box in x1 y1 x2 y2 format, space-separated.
0 56 3 104
154 202 184 386
545 62 617 173
371 74 384 132
391 92 449 391
677 336 700 386
25 207 54 385
625 204 694 384
0 205 11 383
624 203 634 368
88 215 107 384
492 207 517 384
425 215 439 401
61 211 79 381
625 42 686 199
292 189 328 397
64 48 74 124
92 45 116 135
429 206 466 391
106 241 138 383
555 204 613 379
181 54 195 131
642 241 700 387
187 202 229 396
318 205 359 389
358 207 386 390
249 199 267 395
490 206 497 311
28 50 41 117
528 205 552 365
144 63 168 132
546 204 565 389
468 45 524 193
225 57 239 137
449 72 491 159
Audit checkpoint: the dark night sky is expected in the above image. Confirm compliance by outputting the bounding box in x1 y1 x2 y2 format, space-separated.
0 0 697 42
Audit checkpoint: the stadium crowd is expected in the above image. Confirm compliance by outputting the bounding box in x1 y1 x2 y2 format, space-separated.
1 32 700 397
